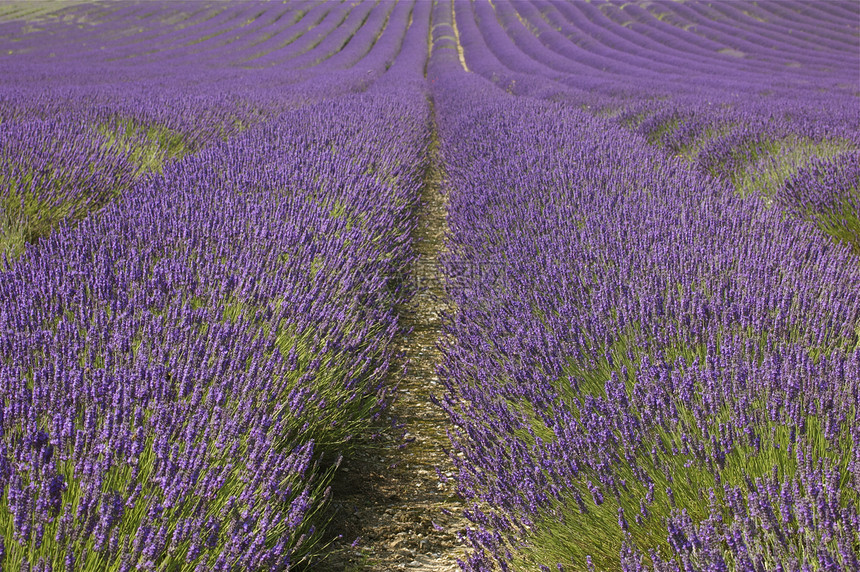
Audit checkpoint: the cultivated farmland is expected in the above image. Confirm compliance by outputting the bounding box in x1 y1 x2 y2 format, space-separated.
0 1 857 571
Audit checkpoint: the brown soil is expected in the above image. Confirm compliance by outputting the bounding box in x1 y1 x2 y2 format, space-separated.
317 103 467 571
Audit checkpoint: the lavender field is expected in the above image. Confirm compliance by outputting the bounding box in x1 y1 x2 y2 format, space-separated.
0 1 858 570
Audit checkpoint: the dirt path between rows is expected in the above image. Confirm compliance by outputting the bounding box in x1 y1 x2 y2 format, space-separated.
320 102 467 571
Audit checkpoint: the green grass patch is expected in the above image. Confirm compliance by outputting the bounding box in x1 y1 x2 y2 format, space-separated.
807 200 860 255
1 170 97 262
728 136 854 198
98 118 192 175
0 2 83 23
676 124 735 161
644 117 679 147
0 119 194 264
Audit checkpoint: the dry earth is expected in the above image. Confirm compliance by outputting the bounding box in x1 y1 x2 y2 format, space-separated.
318 106 468 572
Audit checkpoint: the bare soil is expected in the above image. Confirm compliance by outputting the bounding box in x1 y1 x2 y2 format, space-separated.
318 105 467 571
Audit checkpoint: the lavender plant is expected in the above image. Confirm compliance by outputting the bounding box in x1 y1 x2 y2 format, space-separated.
777 153 860 253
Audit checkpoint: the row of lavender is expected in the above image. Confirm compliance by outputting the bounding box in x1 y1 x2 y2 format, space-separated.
0 1 433 569
0 0 421 262
450 0 859 252
430 1 860 570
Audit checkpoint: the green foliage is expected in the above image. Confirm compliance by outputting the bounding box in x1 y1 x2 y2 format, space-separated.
0 173 89 263
729 136 854 199
645 117 679 147
0 2 81 23
810 200 860 254
98 118 192 175
0 118 192 264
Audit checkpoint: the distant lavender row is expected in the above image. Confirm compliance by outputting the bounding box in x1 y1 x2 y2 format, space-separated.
451 0 859 247
430 1 860 569
0 1 424 262
452 0 857 133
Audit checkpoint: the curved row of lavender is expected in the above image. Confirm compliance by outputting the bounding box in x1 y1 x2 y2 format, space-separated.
449 0 859 251
0 1 434 569
430 0 860 570
778 155 860 253
0 0 423 261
